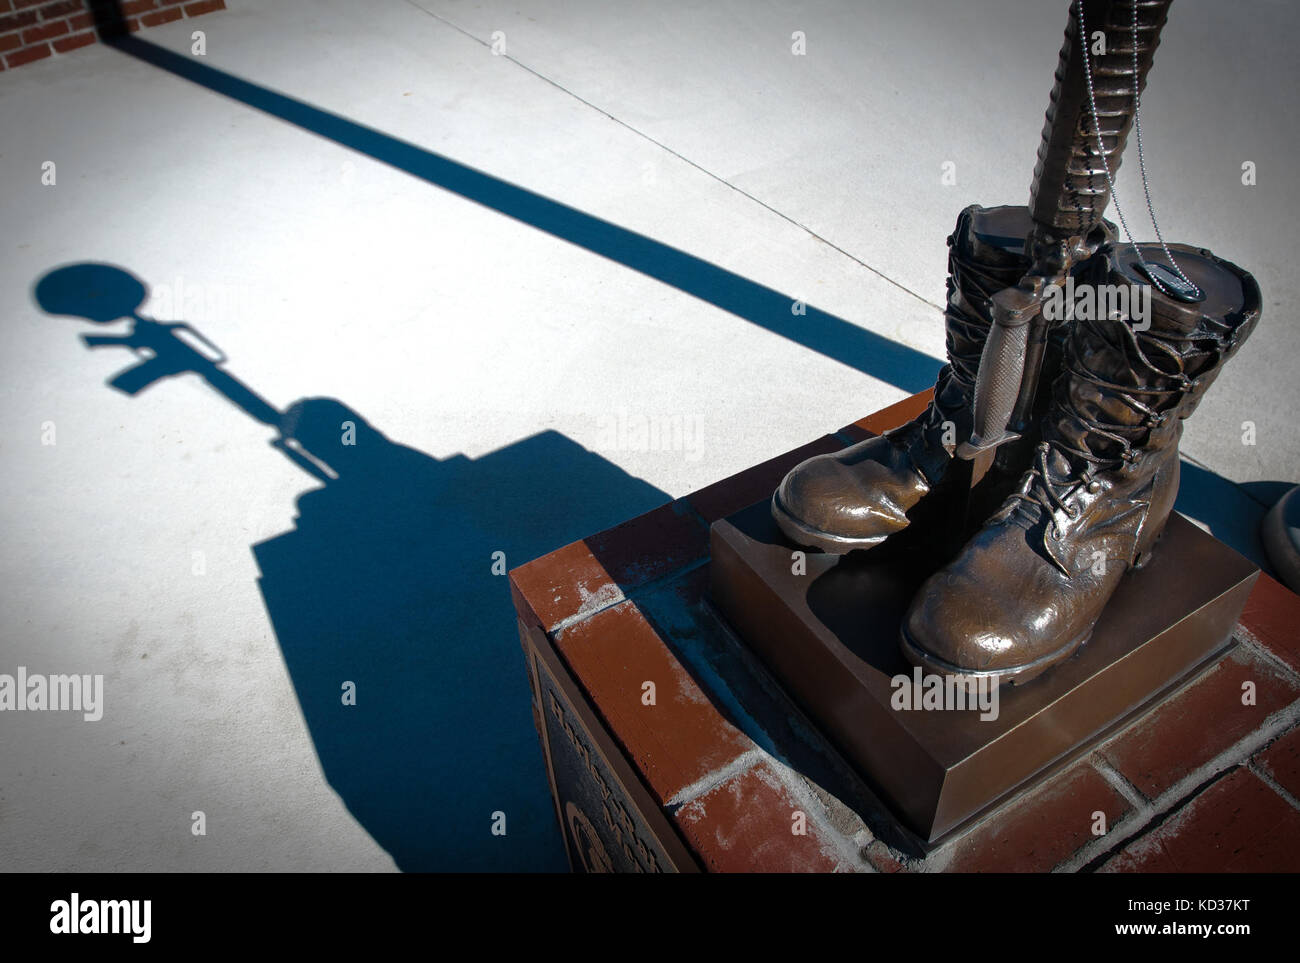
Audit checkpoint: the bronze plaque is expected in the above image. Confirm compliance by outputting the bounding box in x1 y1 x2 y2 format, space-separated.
518 619 699 873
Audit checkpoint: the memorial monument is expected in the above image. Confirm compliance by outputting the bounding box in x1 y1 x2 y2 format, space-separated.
712 0 1263 839
510 0 1280 867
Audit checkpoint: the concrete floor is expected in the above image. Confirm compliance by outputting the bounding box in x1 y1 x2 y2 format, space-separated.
1 0 1296 871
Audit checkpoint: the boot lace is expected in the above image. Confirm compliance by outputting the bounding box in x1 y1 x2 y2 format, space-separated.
1008 317 1202 535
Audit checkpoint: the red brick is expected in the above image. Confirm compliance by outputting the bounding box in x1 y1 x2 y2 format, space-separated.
12 0 45 9
863 839 905 873
510 539 619 634
672 761 841 872
37 0 81 18
51 28 92 52
839 388 935 442
4 40 49 65
688 435 846 523
0 2 12 14
0 29 18 50
1101 767 1300 872
553 600 753 804
119 0 156 14
158 0 186 5
1240 573 1300 675
583 498 707 591
140 6 180 26
1254 725 1300 801
1098 648 1299 799
0 11 38 32
20 18 66 42
943 762 1131 872
182 0 224 15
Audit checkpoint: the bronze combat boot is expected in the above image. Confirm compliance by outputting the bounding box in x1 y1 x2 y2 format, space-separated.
901 242 1261 686
773 205 1120 553
771 205 1034 552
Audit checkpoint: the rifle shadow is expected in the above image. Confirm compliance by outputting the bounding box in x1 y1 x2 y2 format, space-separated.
36 262 670 871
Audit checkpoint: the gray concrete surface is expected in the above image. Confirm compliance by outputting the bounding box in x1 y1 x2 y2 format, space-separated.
1 0 1295 871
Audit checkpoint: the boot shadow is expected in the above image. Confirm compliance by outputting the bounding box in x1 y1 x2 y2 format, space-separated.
252 405 668 871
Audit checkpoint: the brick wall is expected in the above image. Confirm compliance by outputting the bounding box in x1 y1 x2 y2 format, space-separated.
0 0 226 72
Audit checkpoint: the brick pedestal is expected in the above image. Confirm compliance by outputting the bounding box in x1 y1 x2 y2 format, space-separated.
510 392 1300 872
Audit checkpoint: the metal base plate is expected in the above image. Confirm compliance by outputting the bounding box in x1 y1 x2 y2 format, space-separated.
710 502 1259 841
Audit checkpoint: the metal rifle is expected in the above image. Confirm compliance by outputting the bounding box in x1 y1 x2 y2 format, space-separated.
955 0 1172 487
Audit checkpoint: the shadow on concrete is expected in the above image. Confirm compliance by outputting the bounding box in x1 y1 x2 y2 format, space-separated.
250 405 658 871
88 19 940 395
84 7 1280 570
1174 459 1278 574
35 262 675 871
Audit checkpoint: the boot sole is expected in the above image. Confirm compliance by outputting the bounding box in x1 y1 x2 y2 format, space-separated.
770 490 891 554
899 621 1092 690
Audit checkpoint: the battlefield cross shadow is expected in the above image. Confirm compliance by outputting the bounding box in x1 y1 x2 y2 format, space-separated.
36 262 672 871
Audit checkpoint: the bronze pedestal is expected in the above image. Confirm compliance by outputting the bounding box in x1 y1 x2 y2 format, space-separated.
710 500 1259 841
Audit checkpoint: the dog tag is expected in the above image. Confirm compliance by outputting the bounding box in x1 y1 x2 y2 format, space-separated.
1134 261 1204 303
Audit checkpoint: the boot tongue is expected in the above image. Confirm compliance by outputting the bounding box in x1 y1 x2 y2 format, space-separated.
1002 443 1080 533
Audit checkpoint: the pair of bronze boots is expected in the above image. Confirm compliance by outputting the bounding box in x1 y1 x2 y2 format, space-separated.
773 204 1260 686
